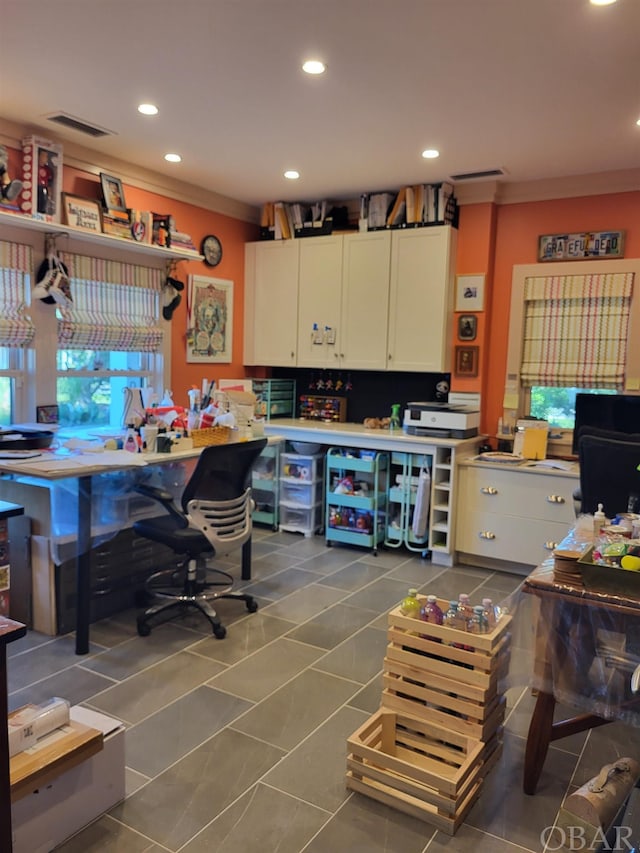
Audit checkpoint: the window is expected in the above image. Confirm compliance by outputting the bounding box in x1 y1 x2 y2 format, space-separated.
505 259 640 446
55 252 165 430
0 240 35 424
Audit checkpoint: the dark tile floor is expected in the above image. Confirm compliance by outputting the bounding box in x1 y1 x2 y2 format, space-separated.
8 529 640 852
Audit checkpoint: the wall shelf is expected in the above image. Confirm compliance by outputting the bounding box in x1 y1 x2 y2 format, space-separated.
0 209 203 262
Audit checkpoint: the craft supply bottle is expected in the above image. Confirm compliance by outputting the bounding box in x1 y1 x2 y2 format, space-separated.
389 403 401 431
482 597 497 629
469 605 489 634
593 503 606 539
400 588 422 618
124 425 138 453
457 593 473 626
420 594 443 642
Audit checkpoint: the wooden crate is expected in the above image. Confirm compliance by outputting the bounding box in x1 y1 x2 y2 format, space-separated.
383 598 511 741
346 708 502 835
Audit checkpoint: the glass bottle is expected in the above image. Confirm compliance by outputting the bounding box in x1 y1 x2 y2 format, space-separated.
457 593 473 628
468 604 489 634
420 594 443 642
482 597 496 629
400 588 422 618
443 600 462 630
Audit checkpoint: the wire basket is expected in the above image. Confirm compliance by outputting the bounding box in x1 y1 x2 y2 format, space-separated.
190 426 232 447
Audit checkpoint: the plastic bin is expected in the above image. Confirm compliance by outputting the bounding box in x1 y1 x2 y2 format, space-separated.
279 503 323 537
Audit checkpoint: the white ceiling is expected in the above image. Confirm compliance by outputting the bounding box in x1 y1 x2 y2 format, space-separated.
3 0 640 211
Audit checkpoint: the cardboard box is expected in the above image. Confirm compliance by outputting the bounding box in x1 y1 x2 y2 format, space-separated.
12 707 125 853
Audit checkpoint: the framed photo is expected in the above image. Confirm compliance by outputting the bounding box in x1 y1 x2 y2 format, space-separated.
62 193 102 233
100 172 127 212
21 135 63 222
36 404 59 424
186 275 233 363
455 345 479 378
458 314 477 341
455 274 485 312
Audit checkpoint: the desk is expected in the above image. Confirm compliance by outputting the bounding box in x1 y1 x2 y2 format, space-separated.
0 447 206 655
522 559 640 794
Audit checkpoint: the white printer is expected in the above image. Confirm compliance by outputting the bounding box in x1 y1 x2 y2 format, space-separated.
403 402 480 439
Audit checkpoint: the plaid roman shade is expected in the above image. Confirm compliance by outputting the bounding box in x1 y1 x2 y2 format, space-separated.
58 253 163 351
520 272 634 388
0 240 35 347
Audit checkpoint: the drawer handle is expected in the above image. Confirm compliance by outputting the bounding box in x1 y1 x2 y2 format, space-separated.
544 541 558 551
480 487 498 495
479 531 496 540
546 495 566 504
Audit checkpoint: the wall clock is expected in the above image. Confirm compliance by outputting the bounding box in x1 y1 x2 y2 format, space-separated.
201 234 223 267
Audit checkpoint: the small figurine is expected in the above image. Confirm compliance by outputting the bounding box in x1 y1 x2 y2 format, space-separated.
37 148 55 214
0 145 23 204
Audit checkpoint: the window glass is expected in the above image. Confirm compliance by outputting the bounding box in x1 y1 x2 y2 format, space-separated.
530 386 615 428
57 349 152 429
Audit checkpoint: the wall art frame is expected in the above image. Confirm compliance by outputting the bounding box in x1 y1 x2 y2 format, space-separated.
454 345 479 378
186 275 233 363
455 274 485 312
457 314 477 341
61 193 103 233
100 172 127 213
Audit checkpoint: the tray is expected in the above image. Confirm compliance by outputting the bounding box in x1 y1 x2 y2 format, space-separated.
578 546 640 596
0 429 54 450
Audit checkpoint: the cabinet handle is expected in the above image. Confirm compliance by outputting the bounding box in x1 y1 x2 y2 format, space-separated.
479 531 496 540
334 352 339 358
388 354 392 361
544 541 558 551
480 486 498 495
546 495 565 504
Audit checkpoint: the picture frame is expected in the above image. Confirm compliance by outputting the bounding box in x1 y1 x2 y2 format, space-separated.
186 275 233 363
455 274 485 312
36 404 59 425
20 135 63 222
455 345 479 378
458 314 477 341
100 172 127 212
62 193 102 234
61 193 103 233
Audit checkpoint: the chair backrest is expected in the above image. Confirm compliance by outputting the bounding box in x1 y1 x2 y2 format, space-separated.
578 432 640 516
182 438 268 554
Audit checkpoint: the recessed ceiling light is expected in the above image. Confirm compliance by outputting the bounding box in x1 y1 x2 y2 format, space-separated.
590 0 616 5
284 170 300 180
164 153 181 163
138 103 159 116
302 60 326 75
636 118 640 127
421 149 440 159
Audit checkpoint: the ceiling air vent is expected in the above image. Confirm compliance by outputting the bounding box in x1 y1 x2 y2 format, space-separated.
45 113 115 138
449 168 507 181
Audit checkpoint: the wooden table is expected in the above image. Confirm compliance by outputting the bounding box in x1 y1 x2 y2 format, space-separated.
522 559 640 794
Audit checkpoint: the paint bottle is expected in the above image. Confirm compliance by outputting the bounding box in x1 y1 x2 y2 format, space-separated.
124 425 138 453
400 588 422 618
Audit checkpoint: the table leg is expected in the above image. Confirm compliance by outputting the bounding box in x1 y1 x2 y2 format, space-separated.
524 690 556 795
75 475 92 655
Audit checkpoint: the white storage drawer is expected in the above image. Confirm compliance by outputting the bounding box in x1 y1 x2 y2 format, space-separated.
456 508 570 565
459 466 576 525
280 480 323 507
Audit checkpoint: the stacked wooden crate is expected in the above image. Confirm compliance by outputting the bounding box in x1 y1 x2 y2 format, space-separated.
346 596 511 835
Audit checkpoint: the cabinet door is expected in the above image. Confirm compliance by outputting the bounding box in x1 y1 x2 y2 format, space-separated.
340 231 391 370
244 241 299 367
387 226 456 372
297 235 343 367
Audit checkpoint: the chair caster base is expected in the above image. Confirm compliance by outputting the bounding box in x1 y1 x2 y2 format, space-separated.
137 619 152 637
246 599 258 613
213 624 227 639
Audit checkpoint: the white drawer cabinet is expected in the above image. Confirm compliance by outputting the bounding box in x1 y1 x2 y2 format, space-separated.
455 462 578 571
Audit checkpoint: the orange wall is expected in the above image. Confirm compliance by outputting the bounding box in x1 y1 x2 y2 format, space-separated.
455 191 640 437
63 166 260 408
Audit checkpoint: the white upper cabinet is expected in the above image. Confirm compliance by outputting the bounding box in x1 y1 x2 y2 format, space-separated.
243 240 299 366
296 235 343 367
340 230 391 371
387 226 456 372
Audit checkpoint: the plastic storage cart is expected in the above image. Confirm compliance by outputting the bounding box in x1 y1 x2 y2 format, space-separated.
325 447 389 554
386 451 432 556
251 439 282 530
278 450 324 537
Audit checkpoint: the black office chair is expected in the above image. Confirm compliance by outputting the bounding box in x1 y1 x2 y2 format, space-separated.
578 431 640 516
132 438 268 639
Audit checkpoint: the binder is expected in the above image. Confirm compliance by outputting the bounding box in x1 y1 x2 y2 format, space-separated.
386 187 406 227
